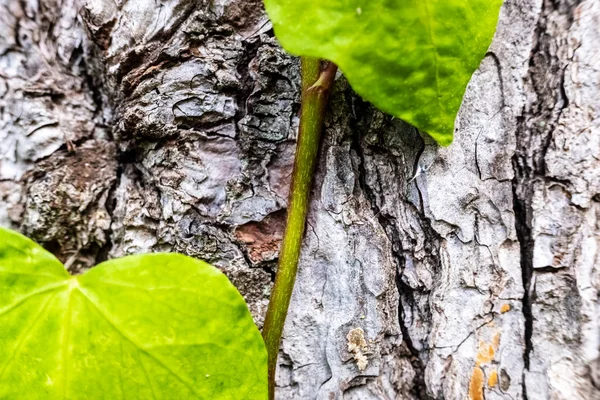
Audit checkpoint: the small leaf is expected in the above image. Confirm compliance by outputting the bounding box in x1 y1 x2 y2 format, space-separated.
0 227 267 399
264 0 503 145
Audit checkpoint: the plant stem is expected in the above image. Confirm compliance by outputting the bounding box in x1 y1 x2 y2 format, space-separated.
262 57 337 399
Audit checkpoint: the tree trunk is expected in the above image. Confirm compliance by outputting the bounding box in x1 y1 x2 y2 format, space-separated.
0 0 598 399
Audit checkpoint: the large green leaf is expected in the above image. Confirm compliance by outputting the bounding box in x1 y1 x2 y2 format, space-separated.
0 227 267 399
264 0 503 145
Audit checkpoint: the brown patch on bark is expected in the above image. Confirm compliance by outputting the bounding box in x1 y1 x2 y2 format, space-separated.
234 210 285 264
488 368 498 388
476 341 497 366
223 0 265 32
20 141 117 271
470 331 502 398
469 367 485 400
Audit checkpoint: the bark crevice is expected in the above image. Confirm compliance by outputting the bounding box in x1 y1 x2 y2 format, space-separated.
348 98 439 399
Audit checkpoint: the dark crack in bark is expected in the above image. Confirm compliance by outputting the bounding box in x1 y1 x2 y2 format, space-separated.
349 94 438 399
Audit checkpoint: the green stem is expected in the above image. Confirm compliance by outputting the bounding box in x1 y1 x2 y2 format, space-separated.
262 57 337 399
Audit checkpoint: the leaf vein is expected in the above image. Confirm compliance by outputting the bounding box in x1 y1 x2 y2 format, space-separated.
90 279 210 295
61 288 73 400
0 268 65 278
0 283 67 318
76 287 201 398
421 0 442 109
0 293 58 382
137 351 158 400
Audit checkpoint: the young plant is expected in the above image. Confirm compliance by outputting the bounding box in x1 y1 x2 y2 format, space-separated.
0 228 267 399
0 1 503 398
262 0 503 397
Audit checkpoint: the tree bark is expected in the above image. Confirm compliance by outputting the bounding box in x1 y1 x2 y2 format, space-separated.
0 0 598 399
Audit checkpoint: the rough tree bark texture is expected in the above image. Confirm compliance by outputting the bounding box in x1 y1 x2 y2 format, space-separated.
0 0 598 399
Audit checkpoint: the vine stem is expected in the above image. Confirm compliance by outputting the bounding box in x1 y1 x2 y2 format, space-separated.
262 57 337 399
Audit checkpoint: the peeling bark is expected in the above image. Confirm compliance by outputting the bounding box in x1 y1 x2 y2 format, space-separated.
0 0 598 399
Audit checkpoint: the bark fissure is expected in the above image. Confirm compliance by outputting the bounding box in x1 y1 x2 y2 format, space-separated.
511 173 534 396
514 0 580 362
513 0 599 398
349 105 438 399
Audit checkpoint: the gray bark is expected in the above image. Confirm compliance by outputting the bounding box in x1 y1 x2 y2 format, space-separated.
0 0 598 399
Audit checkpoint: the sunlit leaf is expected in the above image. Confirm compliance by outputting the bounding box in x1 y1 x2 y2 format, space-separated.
264 0 503 145
0 227 267 400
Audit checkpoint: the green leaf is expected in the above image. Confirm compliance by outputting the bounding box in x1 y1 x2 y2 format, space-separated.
264 0 503 145
0 227 267 400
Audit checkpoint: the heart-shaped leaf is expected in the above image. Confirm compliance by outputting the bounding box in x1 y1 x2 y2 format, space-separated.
264 0 503 145
0 227 267 399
